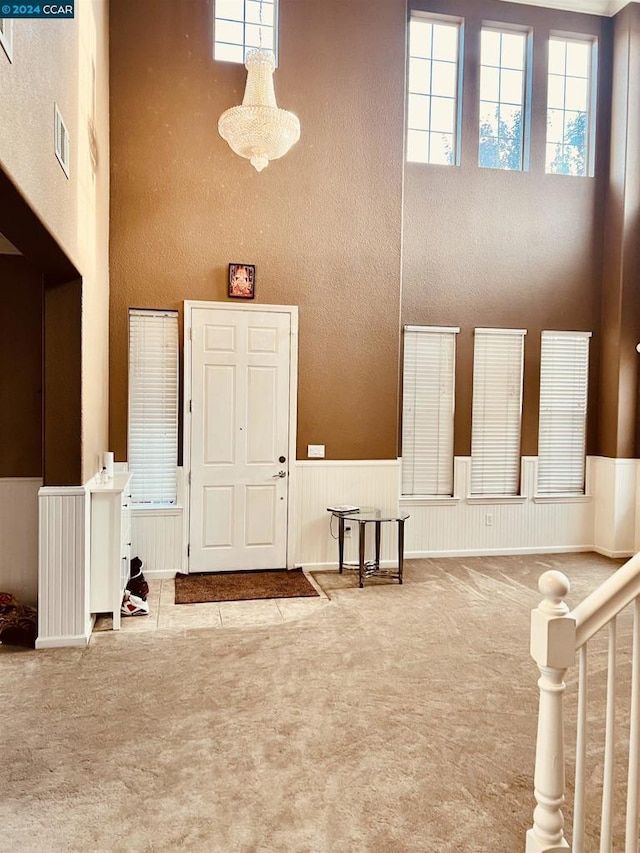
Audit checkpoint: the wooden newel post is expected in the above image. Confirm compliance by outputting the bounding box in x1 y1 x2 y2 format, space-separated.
526 570 576 853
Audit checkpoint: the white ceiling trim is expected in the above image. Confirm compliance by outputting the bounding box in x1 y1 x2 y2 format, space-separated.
497 0 635 16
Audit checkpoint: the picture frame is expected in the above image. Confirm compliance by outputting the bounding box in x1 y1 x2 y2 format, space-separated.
228 263 256 299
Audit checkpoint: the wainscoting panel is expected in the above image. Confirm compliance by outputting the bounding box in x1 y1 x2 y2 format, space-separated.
0 478 41 605
37 486 90 648
294 460 401 567
592 457 639 557
403 457 595 558
636 471 640 554
131 509 184 578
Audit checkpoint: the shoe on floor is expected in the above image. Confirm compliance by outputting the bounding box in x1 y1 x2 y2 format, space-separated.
121 590 149 616
127 556 149 600
130 556 145 579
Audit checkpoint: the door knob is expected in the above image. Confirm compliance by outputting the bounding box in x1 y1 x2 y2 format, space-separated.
272 470 287 478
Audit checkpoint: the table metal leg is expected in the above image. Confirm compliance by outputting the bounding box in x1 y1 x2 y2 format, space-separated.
375 520 381 570
398 519 405 584
338 515 345 573
359 522 365 588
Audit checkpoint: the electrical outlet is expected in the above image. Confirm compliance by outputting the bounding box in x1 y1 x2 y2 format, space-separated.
485 513 493 527
344 526 352 538
308 444 325 458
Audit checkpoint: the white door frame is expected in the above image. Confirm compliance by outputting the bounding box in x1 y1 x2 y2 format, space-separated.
183 300 299 571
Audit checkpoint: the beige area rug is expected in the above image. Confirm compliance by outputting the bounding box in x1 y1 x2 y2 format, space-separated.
0 553 628 852
174 568 319 604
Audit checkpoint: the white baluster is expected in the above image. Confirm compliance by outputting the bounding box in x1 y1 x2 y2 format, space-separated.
600 618 617 852
526 570 576 853
573 644 588 853
625 598 640 853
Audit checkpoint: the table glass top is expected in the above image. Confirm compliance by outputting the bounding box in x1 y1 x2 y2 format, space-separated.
338 509 410 522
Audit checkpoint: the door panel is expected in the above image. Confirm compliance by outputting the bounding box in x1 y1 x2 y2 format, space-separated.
204 365 236 464
247 366 277 463
245 485 277 546
189 307 291 571
202 486 234 547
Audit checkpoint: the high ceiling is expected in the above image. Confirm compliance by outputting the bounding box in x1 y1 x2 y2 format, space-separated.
498 0 634 15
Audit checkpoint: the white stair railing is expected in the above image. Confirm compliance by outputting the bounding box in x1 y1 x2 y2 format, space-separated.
527 555 640 852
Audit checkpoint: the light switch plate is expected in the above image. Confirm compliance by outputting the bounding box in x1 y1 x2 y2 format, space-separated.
307 444 325 458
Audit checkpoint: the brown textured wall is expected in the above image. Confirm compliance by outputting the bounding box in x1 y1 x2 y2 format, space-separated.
44 277 82 486
0 18 79 269
0 2 111 485
0 257 42 477
600 4 640 459
402 0 611 458
109 0 405 463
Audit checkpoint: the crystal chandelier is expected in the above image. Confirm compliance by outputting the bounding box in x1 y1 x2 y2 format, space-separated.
218 47 300 172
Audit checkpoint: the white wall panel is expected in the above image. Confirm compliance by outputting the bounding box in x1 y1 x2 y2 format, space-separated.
593 457 639 557
0 478 41 605
124 456 640 583
404 457 595 557
294 461 401 567
37 486 90 648
131 509 184 578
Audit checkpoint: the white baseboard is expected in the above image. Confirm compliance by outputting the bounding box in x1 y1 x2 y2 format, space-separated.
406 545 594 559
36 633 90 649
144 569 179 580
304 559 399 570
592 546 635 559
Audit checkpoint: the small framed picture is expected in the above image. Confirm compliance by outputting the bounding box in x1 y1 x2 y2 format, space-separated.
228 263 256 299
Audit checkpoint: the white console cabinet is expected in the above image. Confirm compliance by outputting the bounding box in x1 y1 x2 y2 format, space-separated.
89 472 132 629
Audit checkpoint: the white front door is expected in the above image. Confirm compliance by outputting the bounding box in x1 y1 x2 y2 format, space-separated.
188 306 292 571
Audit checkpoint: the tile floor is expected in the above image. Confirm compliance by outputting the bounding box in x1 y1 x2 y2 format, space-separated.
91 571 330 639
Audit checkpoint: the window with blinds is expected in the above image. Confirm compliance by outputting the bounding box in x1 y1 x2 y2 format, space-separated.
128 309 179 507
471 328 526 496
402 326 458 497
537 330 591 495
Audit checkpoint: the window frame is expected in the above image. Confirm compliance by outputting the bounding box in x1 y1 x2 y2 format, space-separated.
406 11 464 167
401 325 459 498
478 22 532 172
545 31 598 178
213 0 279 65
128 308 180 509
470 328 526 498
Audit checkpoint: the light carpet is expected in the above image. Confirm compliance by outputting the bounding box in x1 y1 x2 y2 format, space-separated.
0 553 629 853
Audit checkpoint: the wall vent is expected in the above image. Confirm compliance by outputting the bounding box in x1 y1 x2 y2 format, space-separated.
54 104 70 178
0 19 13 62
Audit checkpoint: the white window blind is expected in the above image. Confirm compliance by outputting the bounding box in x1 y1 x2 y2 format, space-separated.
471 328 526 496
537 330 591 495
128 309 179 506
402 326 458 496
